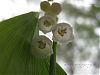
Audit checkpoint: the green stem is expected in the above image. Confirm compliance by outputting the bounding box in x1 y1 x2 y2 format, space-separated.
49 41 57 75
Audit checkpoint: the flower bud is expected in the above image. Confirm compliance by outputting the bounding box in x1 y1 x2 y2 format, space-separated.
40 1 50 12
50 2 62 15
31 35 53 58
38 15 56 34
52 23 74 44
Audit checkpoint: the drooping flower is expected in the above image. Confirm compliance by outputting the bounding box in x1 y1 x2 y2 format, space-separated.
38 15 56 34
40 1 62 16
31 35 53 58
52 23 74 44
50 2 62 15
40 1 51 12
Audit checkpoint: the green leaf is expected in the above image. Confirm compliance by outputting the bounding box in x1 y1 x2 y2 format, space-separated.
0 12 67 75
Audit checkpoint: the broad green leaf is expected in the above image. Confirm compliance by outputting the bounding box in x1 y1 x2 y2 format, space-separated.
0 12 67 75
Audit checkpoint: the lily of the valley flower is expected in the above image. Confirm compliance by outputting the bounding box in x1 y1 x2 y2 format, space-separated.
50 2 62 15
39 15 56 34
52 23 74 44
31 35 53 58
40 1 51 12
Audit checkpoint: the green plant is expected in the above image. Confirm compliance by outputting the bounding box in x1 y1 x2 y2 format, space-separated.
0 0 74 75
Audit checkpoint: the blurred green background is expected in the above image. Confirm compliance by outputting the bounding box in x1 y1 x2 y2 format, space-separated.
57 0 100 75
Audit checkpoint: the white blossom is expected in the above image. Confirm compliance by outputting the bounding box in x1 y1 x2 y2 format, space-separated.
52 23 74 44
40 1 50 12
31 35 53 58
38 15 56 34
50 2 62 15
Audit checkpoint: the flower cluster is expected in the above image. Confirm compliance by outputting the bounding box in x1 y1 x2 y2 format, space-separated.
31 1 74 58
31 35 53 58
39 1 61 34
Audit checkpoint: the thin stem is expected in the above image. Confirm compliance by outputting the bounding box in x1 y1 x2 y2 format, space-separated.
49 41 57 75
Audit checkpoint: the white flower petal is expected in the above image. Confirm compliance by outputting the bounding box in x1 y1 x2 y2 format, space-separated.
38 15 56 34
52 23 74 44
31 35 53 58
50 2 62 15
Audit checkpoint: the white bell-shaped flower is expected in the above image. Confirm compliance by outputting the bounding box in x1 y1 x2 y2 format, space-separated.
52 23 74 44
38 15 56 34
50 2 62 15
31 35 53 58
40 1 51 12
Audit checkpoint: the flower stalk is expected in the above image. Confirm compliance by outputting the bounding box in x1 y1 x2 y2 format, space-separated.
49 41 57 75
39 1 73 75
